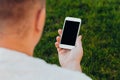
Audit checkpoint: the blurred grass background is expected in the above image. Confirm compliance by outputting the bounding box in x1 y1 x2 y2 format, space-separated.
34 0 120 80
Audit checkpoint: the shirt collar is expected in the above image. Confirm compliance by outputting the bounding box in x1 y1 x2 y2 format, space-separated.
0 47 29 60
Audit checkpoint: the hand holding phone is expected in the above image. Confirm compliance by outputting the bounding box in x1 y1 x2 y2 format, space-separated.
55 17 83 72
55 29 83 72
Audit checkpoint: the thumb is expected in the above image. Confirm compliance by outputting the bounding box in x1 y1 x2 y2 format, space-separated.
76 35 82 47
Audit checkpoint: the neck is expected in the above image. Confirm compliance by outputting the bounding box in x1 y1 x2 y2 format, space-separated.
0 36 34 56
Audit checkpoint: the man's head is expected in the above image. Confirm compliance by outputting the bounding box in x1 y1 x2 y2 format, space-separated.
0 0 46 55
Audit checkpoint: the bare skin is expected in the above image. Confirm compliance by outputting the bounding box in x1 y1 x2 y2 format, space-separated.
0 6 46 56
55 29 83 72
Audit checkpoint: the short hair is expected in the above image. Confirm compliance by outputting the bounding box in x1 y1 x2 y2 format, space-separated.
0 0 45 34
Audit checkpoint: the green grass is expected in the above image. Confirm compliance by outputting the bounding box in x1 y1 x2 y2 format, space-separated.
34 0 120 80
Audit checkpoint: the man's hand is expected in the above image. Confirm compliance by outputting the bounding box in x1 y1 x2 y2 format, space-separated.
55 29 83 72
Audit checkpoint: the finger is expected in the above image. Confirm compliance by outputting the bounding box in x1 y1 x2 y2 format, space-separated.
56 36 61 43
57 48 66 54
55 42 59 48
60 49 68 54
79 35 82 40
58 29 62 37
57 48 63 52
57 48 67 53
57 48 70 54
76 35 82 47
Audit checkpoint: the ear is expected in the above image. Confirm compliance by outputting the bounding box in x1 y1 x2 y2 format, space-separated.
35 7 46 33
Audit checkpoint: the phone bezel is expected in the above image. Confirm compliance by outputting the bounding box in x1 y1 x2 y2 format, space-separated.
60 17 81 49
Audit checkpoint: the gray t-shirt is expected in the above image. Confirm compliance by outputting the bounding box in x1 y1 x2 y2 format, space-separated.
0 48 91 80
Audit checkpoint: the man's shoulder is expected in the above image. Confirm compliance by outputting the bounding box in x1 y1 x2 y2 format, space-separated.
16 56 92 80
0 48 92 80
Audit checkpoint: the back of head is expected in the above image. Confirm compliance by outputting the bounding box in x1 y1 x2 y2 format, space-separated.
0 0 45 35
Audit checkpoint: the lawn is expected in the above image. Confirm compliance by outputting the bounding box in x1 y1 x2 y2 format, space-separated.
34 0 120 80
